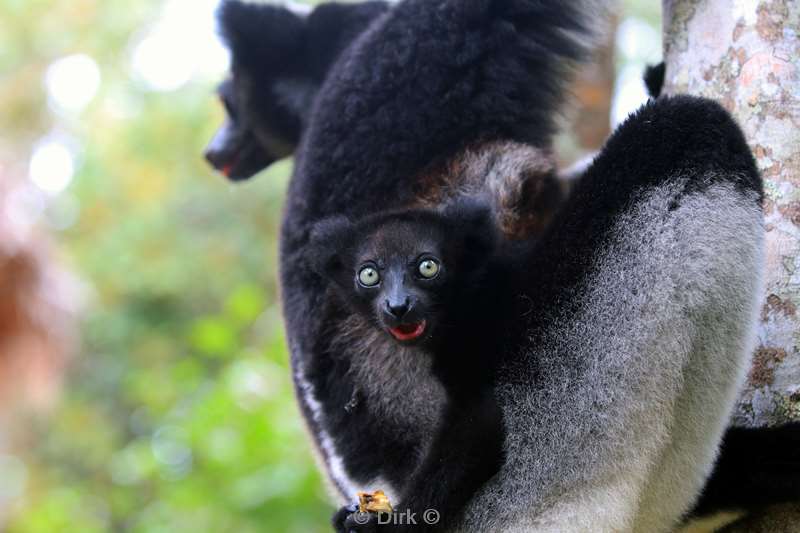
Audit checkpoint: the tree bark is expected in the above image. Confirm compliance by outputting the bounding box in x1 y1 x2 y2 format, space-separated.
662 0 800 427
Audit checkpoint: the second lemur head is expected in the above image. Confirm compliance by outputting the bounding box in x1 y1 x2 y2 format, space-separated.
309 202 496 346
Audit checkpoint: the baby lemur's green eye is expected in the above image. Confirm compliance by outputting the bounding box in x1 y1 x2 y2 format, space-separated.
358 266 381 287
418 258 440 279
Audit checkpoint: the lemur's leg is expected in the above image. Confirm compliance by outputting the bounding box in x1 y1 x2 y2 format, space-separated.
463 96 764 533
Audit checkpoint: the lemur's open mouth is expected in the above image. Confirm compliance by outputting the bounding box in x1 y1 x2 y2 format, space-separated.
388 321 426 342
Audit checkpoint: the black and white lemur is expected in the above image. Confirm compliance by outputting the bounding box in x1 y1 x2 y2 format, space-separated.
206 0 799 530
205 0 391 180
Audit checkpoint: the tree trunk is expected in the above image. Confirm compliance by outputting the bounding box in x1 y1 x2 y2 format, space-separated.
662 0 800 427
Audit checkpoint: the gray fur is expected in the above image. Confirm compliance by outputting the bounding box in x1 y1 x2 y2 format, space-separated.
460 180 764 532
300 176 763 531
418 142 561 239
297 313 445 503
296 161 764 532
327 314 445 438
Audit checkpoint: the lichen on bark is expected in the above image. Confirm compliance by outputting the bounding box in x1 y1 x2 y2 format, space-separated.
662 0 800 426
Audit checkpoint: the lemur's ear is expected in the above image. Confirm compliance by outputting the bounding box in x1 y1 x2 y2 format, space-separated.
217 0 306 70
209 0 391 180
644 62 666 99
442 198 493 233
442 199 497 264
308 216 356 283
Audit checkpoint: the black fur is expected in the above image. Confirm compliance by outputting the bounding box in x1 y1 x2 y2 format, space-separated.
204 78 274 180
308 204 498 350
206 0 390 179
277 0 597 508
570 94 762 209
321 95 763 532
267 0 766 528
644 61 666 99
290 0 592 222
207 0 778 528
691 422 800 518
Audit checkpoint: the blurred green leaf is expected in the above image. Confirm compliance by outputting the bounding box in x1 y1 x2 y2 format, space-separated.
2 1 334 532
190 318 238 357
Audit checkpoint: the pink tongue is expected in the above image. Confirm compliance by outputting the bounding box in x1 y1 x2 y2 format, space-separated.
390 321 426 340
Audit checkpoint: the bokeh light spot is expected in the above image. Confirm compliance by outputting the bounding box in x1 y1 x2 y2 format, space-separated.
28 139 75 195
45 54 102 113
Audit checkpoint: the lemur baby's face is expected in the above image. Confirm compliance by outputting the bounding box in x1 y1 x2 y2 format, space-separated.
310 207 493 346
348 219 452 343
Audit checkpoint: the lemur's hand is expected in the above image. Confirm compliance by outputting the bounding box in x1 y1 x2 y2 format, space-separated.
333 503 380 533
344 509 381 532
332 503 358 533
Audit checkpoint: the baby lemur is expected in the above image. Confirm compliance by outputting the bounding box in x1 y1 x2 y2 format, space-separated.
310 202 532 531
310 202 523 388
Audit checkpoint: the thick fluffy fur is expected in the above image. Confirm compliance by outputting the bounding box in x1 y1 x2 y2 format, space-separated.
415 141 563 239
272 0 768 529
644 62 666 99
642 60 800 524
318 96 764 532
465 166 763 532
288 0 593 223
279 0 597 508
209 0 775 530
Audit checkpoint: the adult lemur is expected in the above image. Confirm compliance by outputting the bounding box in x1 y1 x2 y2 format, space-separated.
206 0 798 530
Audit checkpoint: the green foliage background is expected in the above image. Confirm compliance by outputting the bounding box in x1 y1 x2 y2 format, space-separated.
2 0 333 531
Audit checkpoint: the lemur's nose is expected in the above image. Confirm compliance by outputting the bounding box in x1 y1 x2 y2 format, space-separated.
385 298 410 319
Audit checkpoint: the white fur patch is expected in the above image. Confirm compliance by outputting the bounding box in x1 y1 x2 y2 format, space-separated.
294 355 358 500
236 1 312 16
294 362 401 503
678 511 745 533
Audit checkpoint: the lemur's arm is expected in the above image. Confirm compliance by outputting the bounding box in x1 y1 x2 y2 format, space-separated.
336 392 504 533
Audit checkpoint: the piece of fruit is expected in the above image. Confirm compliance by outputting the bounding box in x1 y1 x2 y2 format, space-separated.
357 490 393 514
